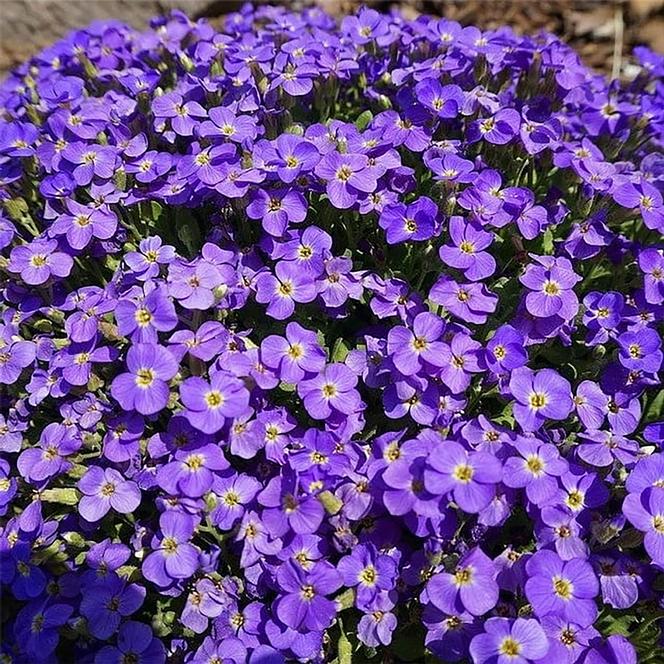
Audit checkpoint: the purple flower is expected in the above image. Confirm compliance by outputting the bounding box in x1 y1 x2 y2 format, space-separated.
613 178 664 232
261 322 326 383
0 338 35 384
437 333 484 394
255 262 317 320
509 367 573 432
622 488 664 566
8 239 73 285
576 430 639 468
61 142 117 185
199 106 258 144
485 324 527 373
525 550 599 626
439 216 495 281
211 473 261 530
357 593 398 647
81 575 146 639
273 560 342 631
110 343 178 416
337 544 397 608
94 621 165 664
520 256 581 320
379 197 438 244
180 371 250 434
157 444 229 498
503 439 569 505
152 92 206 137
17 423 80 484
78 466 141 522
430 276 498 324
638 248 664 304
115 287 178 343
617 328 662 374
469 617 549 664
142 511 199 586
50 200 117 250
14 601 73 661
124 236 176 281
258 472 325 536
424 441 502 513
246 188 308 236
168 260 222 311
425 548 499 616
297 363 361 419
416 78 464 118
387 312 446 376
314 152 377 209
468 108 521 145
269 134 320 183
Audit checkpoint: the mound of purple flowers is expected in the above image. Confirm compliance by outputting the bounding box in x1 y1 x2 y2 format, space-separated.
1 3 663 662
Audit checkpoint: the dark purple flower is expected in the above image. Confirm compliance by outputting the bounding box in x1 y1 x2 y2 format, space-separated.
379 197 438 244
273 560 342 631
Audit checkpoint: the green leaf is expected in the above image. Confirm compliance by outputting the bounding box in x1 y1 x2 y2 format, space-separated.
40 488 80 505
175 209 202 257
331 338 349 363
335 588 355 610
149 201 163 222
354 110 373 131
337 628 352 664
645 389 664 423
318 490 343 515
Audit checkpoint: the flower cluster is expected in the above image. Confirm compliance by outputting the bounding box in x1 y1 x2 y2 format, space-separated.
1 4 663 663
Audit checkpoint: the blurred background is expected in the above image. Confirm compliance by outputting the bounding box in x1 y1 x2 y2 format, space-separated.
1 0 663 78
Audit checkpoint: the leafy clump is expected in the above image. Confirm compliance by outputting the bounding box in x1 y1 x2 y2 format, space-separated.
1 4 663 663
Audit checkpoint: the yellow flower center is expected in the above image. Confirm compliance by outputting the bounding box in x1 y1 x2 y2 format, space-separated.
553 577 573 599
135 368 154 387
543 280 560 296
184 454 204 471
135 308 152 326
453 464 474 483
499 637 521 657
359 565 377 586
205 391 224 408
526 455 544 475
454 567 473 586
322 383 337 398
529 392 547 409
101 482 116 497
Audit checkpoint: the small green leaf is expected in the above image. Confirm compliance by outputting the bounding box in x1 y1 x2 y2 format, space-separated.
40 488 80 505
318 490 343 515
175 209 202 257
354 110 373 131
335 588 355 610
338 629 352 664
331 338 349 363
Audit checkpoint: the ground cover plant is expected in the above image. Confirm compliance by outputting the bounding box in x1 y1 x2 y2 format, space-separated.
1 3 663 662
